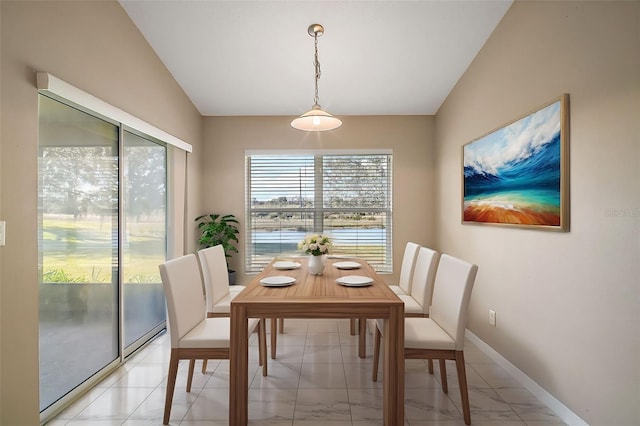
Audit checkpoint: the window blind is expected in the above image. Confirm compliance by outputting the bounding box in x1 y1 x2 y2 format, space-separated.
246 152 393 273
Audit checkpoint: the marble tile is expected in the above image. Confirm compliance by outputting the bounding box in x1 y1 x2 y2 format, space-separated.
65 420 125 425
348 387 384 420
307 319 340 333
73 387 156 420
409 421 525 426
198 358 221 374
96 364 138 388
112 363 167 388
122 420 173 426
448 387 521 421
404 360 441 389
305 332 342 346
273 345 305 364
250 363 302 389
403 387 464 421
340 343 374 364
277 319 309 335
343 362 383 389
47 319 568 426
248 387 297 421
181 387 230 421
272 333 308 347
156 363 210 392
128 386 195 422
293 388 351 421
298 363 347 388
429 359 492 390
338 331 361 346
43 421 69 426
496 388 565 422
130 345 171 365
336 318 355 333
302 345 343 364
52 385 110 420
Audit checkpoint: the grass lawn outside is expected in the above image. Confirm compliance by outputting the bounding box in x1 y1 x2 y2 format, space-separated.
42 215 165 283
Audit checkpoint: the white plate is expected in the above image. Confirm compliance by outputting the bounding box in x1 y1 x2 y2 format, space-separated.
273 261 301 270
260 276 296 287
333 261 361 270
336 275 374 287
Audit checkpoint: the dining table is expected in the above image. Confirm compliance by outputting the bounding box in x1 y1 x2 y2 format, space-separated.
229 256 405 425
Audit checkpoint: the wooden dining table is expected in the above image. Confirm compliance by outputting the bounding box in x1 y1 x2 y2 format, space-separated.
229 256 405 425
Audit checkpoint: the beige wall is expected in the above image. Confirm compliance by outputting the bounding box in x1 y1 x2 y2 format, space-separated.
200 115 435 285
435 1 639 424
2 0 638 424
0 1 202 423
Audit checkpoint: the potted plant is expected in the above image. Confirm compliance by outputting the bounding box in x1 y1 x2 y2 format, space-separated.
195 213 240 285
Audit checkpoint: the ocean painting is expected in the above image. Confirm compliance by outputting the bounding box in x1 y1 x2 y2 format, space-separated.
463 95 569 230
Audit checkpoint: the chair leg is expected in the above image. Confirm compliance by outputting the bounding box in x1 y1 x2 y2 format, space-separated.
350 318 357 335
439 359 448 394
455 351 471 425
372 328 381 382
201 359 208 374
270 318 277 359
186 359 196 392
259 319 268 376
163 349 179 425
278 318 284 334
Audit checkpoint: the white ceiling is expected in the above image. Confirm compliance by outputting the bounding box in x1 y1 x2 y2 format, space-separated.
119 0 513 117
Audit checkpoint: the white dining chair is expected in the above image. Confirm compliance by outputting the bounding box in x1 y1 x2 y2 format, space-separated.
365 246 439 358
197 245 267 374
398 246 439 316
158 254 266 425
372 253 478 425
388 241 421 295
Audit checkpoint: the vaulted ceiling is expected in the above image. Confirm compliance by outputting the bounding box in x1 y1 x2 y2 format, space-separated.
119 1 512 116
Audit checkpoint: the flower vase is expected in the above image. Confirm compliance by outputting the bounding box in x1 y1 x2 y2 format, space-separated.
308 255 326 275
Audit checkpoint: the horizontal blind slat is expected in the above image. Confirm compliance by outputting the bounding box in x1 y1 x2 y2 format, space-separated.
246 153 392 273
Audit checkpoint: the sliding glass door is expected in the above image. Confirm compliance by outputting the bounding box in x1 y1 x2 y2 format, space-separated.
38 95 168 412
38 95 120 411
122 130 167 350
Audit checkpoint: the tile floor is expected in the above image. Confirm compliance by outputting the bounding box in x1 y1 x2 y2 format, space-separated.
46 319 567 425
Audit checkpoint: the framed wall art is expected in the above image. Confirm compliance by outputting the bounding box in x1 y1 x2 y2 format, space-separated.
462 94 570 231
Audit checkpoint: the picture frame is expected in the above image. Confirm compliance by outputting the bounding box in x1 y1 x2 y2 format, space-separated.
462 94 570 231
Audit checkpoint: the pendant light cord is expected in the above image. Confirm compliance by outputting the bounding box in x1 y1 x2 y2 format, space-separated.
313 33 321 107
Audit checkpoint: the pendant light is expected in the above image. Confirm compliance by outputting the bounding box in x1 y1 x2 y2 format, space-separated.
291 24 342 132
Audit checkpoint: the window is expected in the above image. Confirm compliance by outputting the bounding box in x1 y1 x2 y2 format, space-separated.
246 151 393 273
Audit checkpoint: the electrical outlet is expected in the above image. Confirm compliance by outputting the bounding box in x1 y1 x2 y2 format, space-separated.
0 221 5 247
489 309 496 327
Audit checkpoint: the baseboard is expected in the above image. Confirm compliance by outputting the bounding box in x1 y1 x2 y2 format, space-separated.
466 330 589 426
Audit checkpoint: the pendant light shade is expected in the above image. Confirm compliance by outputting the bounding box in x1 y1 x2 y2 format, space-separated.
291 105 342 132
291 24 342 132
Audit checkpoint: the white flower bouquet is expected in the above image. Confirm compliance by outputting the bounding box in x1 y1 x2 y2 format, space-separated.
298 233 332 256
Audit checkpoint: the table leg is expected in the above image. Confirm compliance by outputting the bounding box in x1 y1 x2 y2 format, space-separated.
382 305 404 425
358 317 367 358
270 318 277 359
230 304 248 425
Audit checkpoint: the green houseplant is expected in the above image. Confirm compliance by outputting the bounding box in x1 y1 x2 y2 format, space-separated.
195 213 240 285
